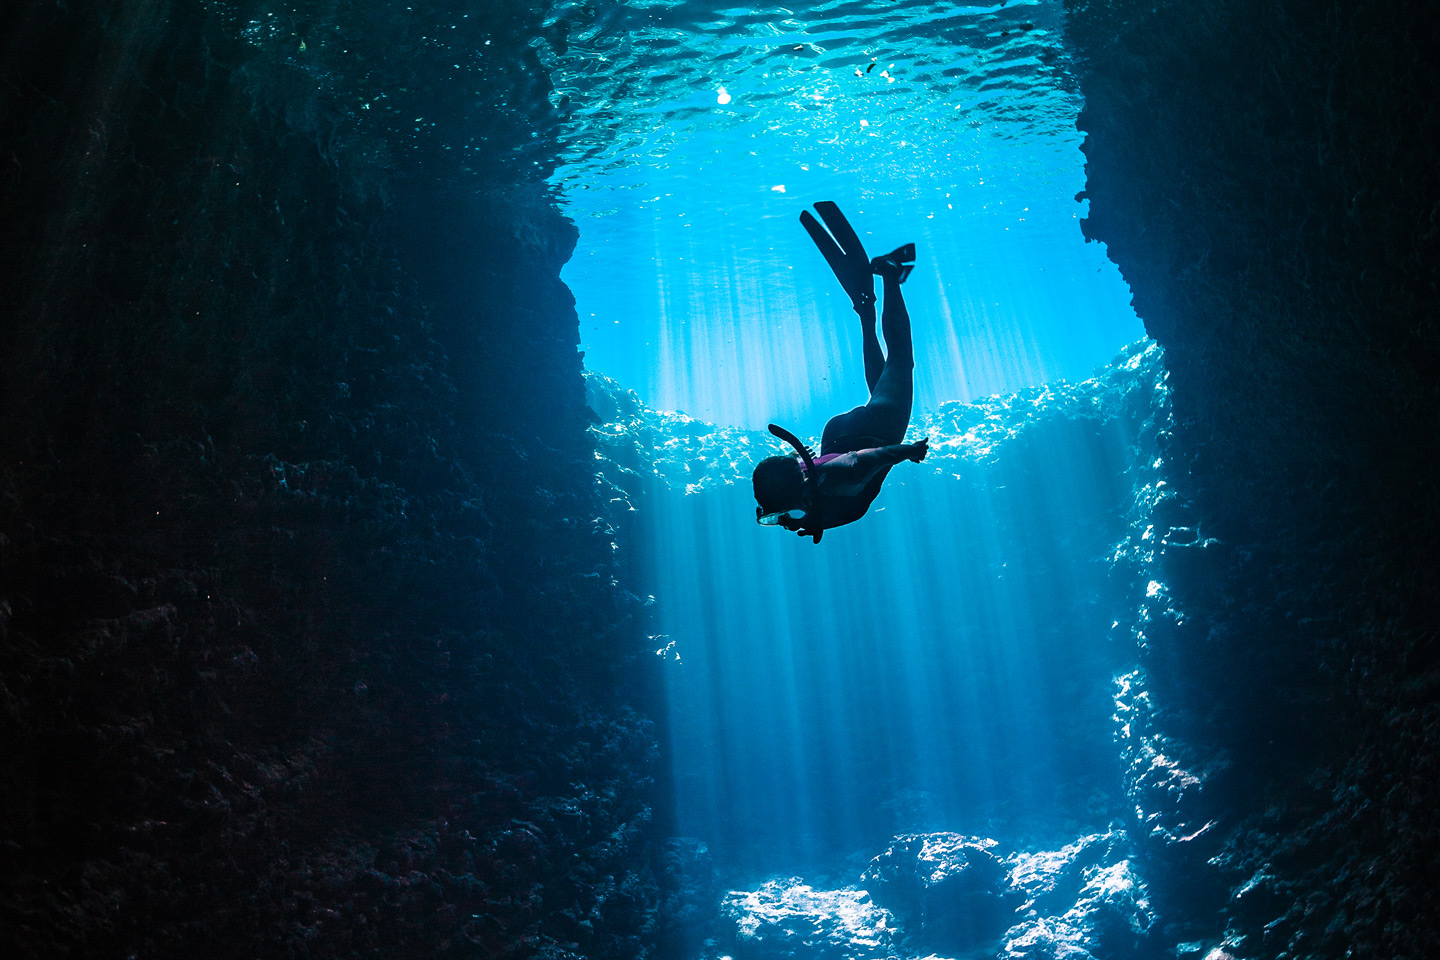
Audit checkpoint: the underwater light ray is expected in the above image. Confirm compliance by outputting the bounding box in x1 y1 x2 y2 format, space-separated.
928 270 977 404
557 0 1144 869
916 499 1001 808
635 376 1144 857
870 522 957 816
787 552 874 852
946 483 1023 800
902 495 1006 816
673 499 781 839
846 567 910 826
709 500 822 842
650 226 685 417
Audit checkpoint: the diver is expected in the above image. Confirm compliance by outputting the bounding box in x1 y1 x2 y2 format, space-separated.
753 202 929 543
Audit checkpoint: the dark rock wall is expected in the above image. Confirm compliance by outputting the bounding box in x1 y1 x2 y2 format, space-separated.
1067 1 1440 957
9 0 1438 956
1 2 659 958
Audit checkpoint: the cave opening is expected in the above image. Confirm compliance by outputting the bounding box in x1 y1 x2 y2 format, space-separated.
4 0 1437 956
546 0 1147 882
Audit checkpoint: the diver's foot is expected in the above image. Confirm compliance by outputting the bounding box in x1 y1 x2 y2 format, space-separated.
870 243 916 283
801 202 877 311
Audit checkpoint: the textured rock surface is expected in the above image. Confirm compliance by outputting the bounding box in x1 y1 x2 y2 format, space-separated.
1006 830 1129 919
1002 834 1155 960
720 879 897 960
717 830 1152 960
861 834 1016 955
0 2 660 958
587 373 777 496
1068 1 1440 957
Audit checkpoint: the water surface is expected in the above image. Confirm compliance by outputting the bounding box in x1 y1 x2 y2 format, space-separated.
546 0 1140 428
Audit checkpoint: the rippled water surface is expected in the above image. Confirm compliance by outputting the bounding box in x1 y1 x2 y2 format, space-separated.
545 0 1141 428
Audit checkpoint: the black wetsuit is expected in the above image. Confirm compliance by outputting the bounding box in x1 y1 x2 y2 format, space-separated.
808 268 914 531
808 432 891 529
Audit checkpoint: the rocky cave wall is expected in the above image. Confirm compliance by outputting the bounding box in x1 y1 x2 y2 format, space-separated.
1066 1 1440 958
0 2 666 958
6 1 1440 958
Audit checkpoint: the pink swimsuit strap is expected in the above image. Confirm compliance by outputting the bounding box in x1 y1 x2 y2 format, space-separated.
801 452 844 473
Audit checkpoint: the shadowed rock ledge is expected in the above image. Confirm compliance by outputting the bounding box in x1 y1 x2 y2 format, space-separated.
1 3 662 957
1067 1 1440 957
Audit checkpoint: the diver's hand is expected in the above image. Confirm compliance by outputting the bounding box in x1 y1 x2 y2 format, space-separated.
908 438 929 462
775 513 820 539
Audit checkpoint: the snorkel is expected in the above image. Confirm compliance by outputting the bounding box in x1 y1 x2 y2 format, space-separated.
755 423 823 543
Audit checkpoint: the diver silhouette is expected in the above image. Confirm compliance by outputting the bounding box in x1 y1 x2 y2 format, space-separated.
753 202 929 543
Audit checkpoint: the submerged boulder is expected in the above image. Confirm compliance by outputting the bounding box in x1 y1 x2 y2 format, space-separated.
1005 830 1130 917
860 833 1018 954
716 830 1156 960
1066 860 1156 956
720 879 898 960
999 916 1098 960
1001 858 1155 960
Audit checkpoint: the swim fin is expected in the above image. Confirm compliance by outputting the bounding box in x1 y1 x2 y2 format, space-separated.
800 201 875 310
870 243 916 284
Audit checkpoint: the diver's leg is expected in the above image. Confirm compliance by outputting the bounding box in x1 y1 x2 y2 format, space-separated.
878 273 913 370
857 301 884 396
823 276 914 450
864 275 914 441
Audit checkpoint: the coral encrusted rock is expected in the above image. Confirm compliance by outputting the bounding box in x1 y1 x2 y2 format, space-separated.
720 879 897 960
860 834 1018 954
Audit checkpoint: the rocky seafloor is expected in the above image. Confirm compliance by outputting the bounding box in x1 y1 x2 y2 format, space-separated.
720 829 1154 960
4 0 1439 958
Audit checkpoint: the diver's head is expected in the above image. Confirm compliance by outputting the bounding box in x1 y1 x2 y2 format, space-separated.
752 455 806 524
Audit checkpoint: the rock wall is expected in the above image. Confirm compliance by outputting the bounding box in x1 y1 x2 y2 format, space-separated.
0 2 661 958
1067 1 1440 957
8 1 1437 957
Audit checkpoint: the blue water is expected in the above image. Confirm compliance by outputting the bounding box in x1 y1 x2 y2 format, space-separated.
548 0 1140 430
592 346 1155 873
551 0 1145 875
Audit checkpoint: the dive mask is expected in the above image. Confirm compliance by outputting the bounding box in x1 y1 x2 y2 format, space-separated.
755 423 823 543
756 506 808 526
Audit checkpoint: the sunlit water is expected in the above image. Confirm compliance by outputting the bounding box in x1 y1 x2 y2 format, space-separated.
590 343 1156 873
546 0 1140 429
548 0 1146 877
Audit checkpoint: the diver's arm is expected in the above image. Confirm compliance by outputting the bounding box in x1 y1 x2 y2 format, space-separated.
817 439 929 494
857 439 928 467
